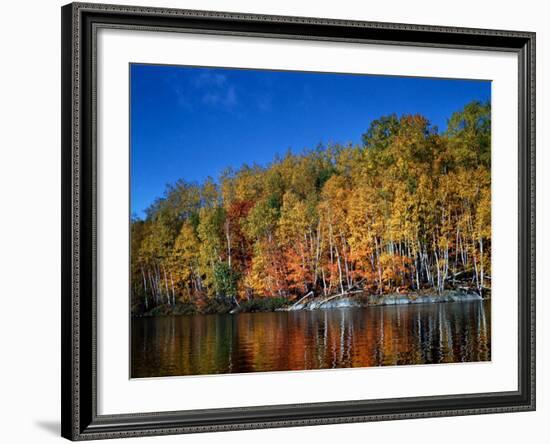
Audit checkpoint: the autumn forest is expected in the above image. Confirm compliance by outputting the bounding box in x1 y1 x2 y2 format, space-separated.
130 100 491 317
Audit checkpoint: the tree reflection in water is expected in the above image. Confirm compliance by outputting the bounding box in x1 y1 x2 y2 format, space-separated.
131 300 490 378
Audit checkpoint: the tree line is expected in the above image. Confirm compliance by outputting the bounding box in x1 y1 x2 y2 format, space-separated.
131 101 491 314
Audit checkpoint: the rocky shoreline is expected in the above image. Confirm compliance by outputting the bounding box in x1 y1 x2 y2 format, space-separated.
280 290 486 312
134 290 488 317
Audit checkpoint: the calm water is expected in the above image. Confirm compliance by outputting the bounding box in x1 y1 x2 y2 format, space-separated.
131 300 491 378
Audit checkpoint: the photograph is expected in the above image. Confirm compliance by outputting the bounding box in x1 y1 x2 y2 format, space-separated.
129 64 492 378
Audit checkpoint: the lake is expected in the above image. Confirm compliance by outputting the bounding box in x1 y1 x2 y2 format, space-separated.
131 300 491 378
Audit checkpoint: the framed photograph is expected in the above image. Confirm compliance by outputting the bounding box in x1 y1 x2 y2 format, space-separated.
61 2 535 440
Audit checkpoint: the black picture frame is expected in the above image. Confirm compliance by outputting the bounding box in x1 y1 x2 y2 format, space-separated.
61 2 536 440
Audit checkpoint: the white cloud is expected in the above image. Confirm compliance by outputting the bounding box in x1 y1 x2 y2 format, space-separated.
202 85 238 109
193 71 227 88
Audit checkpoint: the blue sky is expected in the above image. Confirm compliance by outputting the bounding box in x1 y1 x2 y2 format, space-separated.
130 64 490 217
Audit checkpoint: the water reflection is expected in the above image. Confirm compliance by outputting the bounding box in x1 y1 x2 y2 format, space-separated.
131 300 490 378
